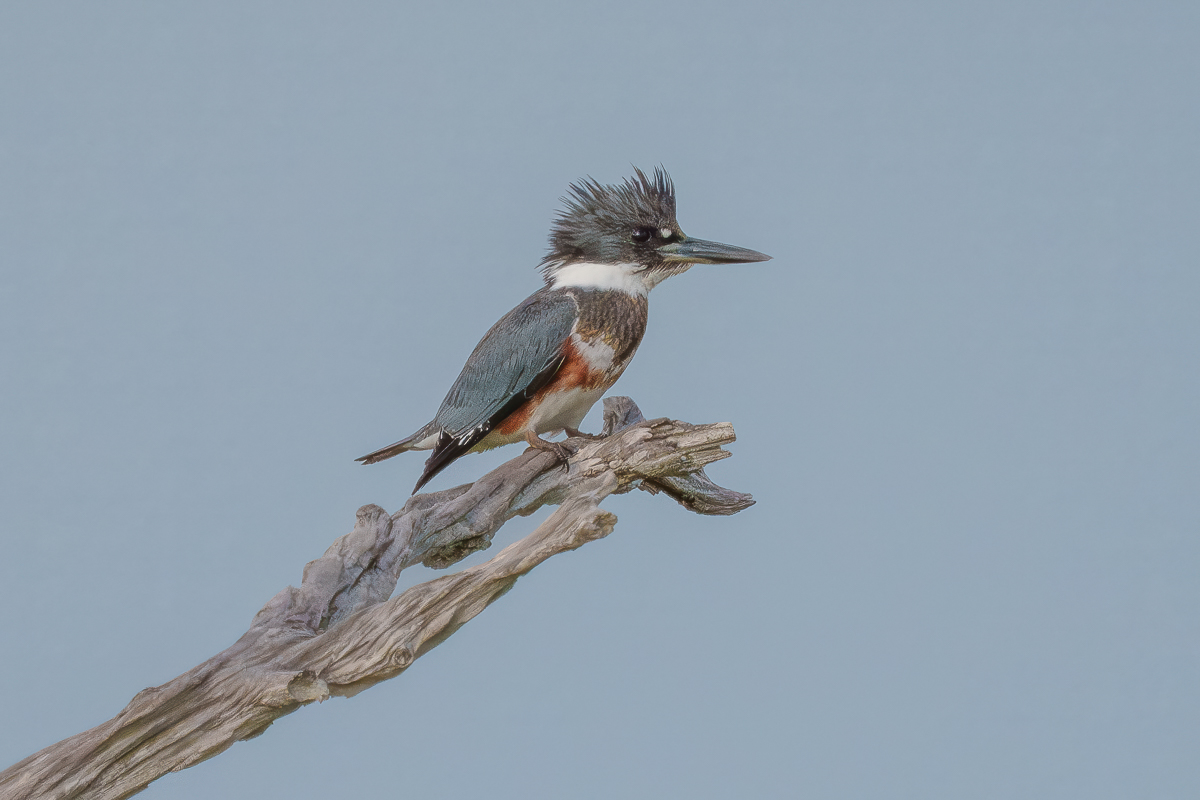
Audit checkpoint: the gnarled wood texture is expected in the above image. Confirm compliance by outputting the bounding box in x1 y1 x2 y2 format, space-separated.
0 398 753 800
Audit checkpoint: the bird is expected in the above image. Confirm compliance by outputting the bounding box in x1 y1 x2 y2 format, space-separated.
357 167 770 494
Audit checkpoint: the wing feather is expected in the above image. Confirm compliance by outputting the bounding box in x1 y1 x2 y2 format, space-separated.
412 289 577 493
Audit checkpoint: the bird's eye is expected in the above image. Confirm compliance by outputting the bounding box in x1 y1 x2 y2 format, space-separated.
631 227 652 243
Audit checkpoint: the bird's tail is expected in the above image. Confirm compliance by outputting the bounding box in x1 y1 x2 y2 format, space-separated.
356 421 439 464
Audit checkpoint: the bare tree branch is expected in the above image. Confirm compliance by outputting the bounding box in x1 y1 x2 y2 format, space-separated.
0 398 753 800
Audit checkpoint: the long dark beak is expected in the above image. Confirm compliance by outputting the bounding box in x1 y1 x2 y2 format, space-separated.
656 237 772 265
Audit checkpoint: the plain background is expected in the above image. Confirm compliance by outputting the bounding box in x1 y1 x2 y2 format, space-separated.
2 2 1197 798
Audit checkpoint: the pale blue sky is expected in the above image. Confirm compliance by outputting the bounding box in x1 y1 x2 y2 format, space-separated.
2 2 1198 797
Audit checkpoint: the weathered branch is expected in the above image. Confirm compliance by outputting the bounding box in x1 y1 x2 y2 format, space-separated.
0 398 753 800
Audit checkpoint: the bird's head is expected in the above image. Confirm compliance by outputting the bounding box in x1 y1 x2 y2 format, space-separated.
540 167 770 293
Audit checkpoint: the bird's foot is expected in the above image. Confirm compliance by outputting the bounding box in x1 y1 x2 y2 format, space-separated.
564 427 605 441
524 431 572 471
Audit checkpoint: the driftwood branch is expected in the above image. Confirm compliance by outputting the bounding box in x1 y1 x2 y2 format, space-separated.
0 398 753 800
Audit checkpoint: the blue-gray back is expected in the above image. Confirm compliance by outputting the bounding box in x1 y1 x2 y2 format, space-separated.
433 288 578 436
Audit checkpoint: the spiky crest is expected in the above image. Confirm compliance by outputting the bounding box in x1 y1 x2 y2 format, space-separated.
540 167 679 280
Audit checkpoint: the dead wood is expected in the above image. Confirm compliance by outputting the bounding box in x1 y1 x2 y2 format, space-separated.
0 398 752 800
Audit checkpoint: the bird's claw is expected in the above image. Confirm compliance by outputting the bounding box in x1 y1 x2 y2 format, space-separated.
524 432 573 472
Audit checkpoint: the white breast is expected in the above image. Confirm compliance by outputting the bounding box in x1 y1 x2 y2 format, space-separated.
525 384 608 435
570 333 617 374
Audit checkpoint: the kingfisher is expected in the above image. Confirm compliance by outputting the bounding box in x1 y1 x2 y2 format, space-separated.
357 167 770 494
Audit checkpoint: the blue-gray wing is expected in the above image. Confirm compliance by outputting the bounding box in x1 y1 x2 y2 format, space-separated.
409 290 577 494
433 289 578 438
